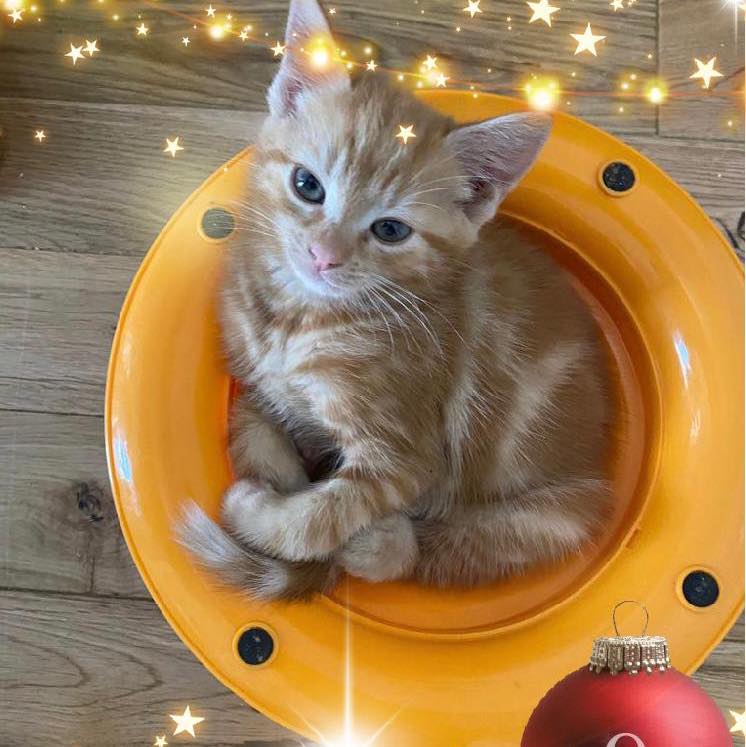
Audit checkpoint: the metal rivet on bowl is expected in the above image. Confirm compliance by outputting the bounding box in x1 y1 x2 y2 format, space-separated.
601 161 636 194
237 626 275 665
201 207 235 240
682 570 720 608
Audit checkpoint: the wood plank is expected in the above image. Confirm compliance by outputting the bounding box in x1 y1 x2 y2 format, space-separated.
0 410 146 596
659 0 745 141
0 590 741 745
693 616 745 710
0 101 740 257
0 100 263 255
0 249 138 416
0 590 307 746
0 0 657 133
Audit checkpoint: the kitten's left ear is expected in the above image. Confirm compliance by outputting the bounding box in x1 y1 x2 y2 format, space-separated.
267 0 350 117
446 112 551 227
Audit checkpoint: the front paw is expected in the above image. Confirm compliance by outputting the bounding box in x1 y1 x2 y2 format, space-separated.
222 479 285 552
221 479 338 562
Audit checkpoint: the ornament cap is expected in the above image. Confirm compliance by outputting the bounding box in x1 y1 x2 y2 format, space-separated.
589 601 672 675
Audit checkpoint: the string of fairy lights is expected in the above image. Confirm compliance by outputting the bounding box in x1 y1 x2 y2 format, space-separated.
2 0 744 153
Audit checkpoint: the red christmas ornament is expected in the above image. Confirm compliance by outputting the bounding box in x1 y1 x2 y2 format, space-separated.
522 602 732 747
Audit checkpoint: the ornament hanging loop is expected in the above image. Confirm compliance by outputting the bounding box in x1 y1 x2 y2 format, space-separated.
612 600 649 637
590 602 669 675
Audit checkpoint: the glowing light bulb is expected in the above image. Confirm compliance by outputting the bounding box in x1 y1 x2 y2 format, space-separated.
524 78 559 111
645 81 667 104
310 45 330 68
209 23 225 39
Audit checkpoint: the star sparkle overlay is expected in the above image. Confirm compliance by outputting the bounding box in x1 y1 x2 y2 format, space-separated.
396 124 416 144
64 42 84 64
731 710 746 738
690 56 723 89
0 0 737 129
570 23 606 56
463 0 482 19
527 0 559 27
163 136 184 157
170 705 205 737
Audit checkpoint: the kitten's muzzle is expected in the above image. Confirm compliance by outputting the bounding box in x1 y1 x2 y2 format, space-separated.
308 243 344 272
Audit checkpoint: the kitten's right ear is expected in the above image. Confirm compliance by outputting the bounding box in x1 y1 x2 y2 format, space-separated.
267 0 350 117
447 112 551 227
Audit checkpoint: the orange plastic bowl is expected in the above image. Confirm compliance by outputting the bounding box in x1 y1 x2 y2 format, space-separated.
106 92 744 746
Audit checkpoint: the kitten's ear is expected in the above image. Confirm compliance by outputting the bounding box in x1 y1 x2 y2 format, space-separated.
446 112 551 226
267 0 350 117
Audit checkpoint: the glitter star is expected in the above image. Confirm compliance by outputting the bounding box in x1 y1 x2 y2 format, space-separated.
570 23 606 56
239 30 248 40
170 706 204 736
610 0 624 8
271 40 286 56
463 0 482 18
527 0 559 26
65 43 85 64
8 8 22 21
396 124 416 144
163 137 184 157
34 129 46 142
181 36 190 45
730 710 746 737
154 737 168 747
424 54 438 70
136 22 148 35
690 57 723 89
435 73 449 87
205 4 215 16
366 59 377 71
83 39 99 55
328 6 336 13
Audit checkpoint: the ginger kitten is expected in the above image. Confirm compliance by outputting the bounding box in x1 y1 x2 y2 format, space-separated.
180 0 611 600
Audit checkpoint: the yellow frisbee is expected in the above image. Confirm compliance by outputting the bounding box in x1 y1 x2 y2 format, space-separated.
106 92 744 746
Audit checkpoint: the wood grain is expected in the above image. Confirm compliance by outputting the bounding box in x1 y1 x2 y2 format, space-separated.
0 0 658 131
0 100 263 254
0 102 741 257
659 0 745 141
0 590 307 746
0 410 146 596
0 590 742 745
0 248 138 415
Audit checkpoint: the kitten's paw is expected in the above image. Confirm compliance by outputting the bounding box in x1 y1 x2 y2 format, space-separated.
221 479 284 548
339 513 419 582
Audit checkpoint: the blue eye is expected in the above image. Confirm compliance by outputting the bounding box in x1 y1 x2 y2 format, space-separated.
292 166 325 204
371 218 412 244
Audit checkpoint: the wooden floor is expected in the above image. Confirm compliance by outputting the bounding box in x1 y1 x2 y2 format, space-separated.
1 1 744 744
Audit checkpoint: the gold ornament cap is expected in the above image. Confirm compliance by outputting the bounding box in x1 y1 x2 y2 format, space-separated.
588 601 672 676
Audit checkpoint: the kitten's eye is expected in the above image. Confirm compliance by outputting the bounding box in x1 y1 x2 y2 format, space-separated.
371 218 412 244
292 166 325 204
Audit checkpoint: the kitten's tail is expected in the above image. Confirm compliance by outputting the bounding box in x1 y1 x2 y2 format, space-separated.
177 502 339 601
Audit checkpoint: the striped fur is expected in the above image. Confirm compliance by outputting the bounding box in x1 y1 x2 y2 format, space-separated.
178 0 612 600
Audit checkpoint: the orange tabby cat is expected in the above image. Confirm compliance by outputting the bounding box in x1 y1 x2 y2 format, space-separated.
180 0 611 600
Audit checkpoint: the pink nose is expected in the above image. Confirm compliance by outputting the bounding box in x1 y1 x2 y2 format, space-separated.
308 244 343 272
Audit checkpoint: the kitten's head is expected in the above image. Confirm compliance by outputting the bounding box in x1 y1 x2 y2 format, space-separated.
244 0 550 308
